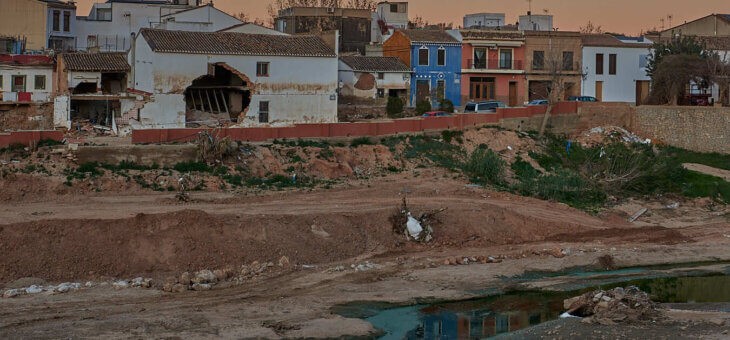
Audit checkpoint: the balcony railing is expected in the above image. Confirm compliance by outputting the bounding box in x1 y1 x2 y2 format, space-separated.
466 59 524 70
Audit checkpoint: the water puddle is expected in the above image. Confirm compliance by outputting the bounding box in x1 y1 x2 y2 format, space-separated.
335 273 730 339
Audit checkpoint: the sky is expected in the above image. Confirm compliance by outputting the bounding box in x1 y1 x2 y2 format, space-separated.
73 0 730 35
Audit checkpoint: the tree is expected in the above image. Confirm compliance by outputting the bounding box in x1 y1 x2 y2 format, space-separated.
648 54 708 105
267 0 376 28
646 36 708 77
538 42 583 136
580 21 603 34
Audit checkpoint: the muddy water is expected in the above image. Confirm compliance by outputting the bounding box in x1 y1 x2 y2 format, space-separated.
336 274 730 340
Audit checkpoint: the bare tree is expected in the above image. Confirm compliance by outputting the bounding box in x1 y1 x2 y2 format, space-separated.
538 43 583 136
579 21 603 34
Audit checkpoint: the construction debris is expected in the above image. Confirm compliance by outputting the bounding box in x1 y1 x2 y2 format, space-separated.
629 208 648 222
389 197 445 243
564 286 664 325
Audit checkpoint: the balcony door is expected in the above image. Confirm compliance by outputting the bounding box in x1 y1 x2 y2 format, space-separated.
499 49 513 69
470 77 495 101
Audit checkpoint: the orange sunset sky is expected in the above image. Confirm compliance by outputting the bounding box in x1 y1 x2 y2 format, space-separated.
72 0 729 35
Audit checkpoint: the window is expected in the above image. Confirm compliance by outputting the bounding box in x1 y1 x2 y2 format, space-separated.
562 51 574 71
437 79 445 99
596 53 604 74
609 54 617 75
87 35 97 48
97 8 112 21
473 47 487 69
12 75 26 92
639 55 649 68
377 88 385 98
532 51 544 70
63 11 70 32
0 75 3 89
53 10 60 32
390 3 398 12
258 101 269 123
257 62 269 77
499 49 513 69
418 47 429 66
34 75 46 90
437 48 445 66
377 72 384 80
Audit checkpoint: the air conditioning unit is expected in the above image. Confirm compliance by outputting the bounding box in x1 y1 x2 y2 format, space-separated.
327 7 335 14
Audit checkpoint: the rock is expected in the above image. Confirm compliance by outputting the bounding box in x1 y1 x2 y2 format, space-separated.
193 270 217 284
165 276 178 284
56 282 75 293
709 318 724 326
443 259 451 265
162 283 174 292
180 272 192 285
251 261 260 269
112 280 129 289
3 289 22 298
279 256 290 267
25 285 43 294
601 295 612 302
266 262 274 268
85 281 95 287
171 283 187 293
191 283 212 291
564 296 581 310
213 269 227 281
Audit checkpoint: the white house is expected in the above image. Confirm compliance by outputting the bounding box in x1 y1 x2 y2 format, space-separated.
581 34 653 104
0 55 54 103
154 3 243 32
128 28 339 128
518 13 553 31
44 0 77 51
220 23 288 36
338 55 411 101
463 13 505 29
75 0 202 52
372 1 408 44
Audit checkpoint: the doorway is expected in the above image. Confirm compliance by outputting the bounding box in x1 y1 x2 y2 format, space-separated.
469 77 495 101
595 81 603 101
416 80 430 103
508 82 518 106
635 80 650 106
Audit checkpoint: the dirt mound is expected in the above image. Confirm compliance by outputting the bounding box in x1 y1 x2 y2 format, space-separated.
565 286 664 325
546 226 691 245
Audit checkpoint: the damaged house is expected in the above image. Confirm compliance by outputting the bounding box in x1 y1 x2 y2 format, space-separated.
129 28 339 128
338 55 411 104
55 52 133 130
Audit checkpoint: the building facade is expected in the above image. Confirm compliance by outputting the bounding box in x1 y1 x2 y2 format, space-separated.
519 13 553 31
275 7 372 54
153 4 243 32
383 30 462 107
338 55 411 103
0 55 55 102
372 1 409 43
129 29 339 128
581 34 653 104
524 31 583 102
0 0 77 52
451 29 526 106
463 13 506 29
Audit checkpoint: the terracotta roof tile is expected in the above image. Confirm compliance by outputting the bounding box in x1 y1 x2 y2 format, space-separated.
398 30 460 44
460 30 524 41
61 53 130 72
340 56 410 72
140 29 336 57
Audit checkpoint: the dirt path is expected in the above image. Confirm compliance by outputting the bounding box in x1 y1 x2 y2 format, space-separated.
683 163 730 181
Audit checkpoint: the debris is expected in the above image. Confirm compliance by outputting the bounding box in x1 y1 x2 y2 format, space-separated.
564 286 663 325
406 213 423 240
666 202 679 209
176 176 190 202
193 269 218 284
278 256 290 267
112 280 129 289
629 208 648 222
310 225 331 238
25 285 43 294
191 283 212 291
389 197 444 243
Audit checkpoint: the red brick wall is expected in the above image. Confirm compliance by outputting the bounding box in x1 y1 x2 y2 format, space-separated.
0 130 63 147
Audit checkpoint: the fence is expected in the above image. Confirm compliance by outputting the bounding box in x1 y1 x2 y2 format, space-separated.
0 130 63 147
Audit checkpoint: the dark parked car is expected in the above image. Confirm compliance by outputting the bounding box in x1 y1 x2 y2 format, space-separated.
463 100 507 113
422 111 452 117
527 99 548 106
569 96 599 102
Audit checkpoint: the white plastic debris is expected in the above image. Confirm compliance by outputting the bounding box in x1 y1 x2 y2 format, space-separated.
406 212 423 239
507 145 513 150
560 312 580 318
666 202 679 209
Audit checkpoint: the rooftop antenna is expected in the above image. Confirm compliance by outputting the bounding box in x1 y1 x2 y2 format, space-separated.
667 14 673 28
660 17 665 30
527 0 532 14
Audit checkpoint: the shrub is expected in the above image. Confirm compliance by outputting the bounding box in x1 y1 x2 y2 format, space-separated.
350 137 373 147
441 130 463 144
386 96 404 116
439 99 454 113
415 100 432 114
464 148 506 186
173 161 211 173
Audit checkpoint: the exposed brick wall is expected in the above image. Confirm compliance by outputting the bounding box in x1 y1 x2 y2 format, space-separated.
634 106 730 154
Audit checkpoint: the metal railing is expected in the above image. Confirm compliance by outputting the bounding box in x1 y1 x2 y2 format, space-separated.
466 59 524 70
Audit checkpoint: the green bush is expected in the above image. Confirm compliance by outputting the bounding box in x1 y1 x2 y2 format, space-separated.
174 161 211 173
415 100 432 114
531 169 606 211
441 130 463 144
77 162 103 176
386 96 404 116
464 148 506 186
512 157 541 181
350 137 373 147
403 135 464 170
439 99 455 113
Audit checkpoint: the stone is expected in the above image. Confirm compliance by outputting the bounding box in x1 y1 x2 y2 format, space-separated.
25 285 43 294
165 276 178 284
112 280 129 289
563 296 581 310
3 289 22 298
180 272 192 285
192 283 212 291
601 295 612 302
193 270 217 284
251 261 260 270
455 257 466 265
213 269 227 281
56 282 74 293
162 283 174 292
443 259 451 265
171 283 187 293
278 256 290 267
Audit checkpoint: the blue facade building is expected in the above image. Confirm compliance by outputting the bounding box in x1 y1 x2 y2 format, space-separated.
384 30 462 108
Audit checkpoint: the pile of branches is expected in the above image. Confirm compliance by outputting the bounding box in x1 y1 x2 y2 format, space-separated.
196 131 236 164
389 197 445 243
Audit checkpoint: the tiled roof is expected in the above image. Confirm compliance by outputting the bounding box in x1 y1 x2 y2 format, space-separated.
460 30 524 41
340 56 410 72
140 29 336 57
0 55 54 66
399 30 460 44
61 53 130 72
581 34 652 48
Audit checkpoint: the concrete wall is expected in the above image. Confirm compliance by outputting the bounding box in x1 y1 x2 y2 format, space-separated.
131 35 338 128
634 106 730 154
582 46 652 103
0 0 48 51
157 5 242 32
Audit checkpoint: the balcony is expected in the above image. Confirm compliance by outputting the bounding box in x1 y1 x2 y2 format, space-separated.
466 59 524 72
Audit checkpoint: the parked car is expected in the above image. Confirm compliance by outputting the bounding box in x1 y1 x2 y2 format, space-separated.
463 100 507 113
568 96 599 102
527 99 548 106
422 111 452 117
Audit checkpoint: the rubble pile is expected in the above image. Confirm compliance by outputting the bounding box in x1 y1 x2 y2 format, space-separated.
2 277 154 299
578 126 651 148
389 197 444 243
564 286 664 325
162 257 292 293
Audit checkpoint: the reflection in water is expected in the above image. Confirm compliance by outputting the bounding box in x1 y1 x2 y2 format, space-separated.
597 274 730 303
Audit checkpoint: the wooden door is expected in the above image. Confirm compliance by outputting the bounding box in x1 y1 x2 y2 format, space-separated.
595 81 603 101
471 81 494 100
508 82 518 106
635 80 650 106
416 80 429 103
